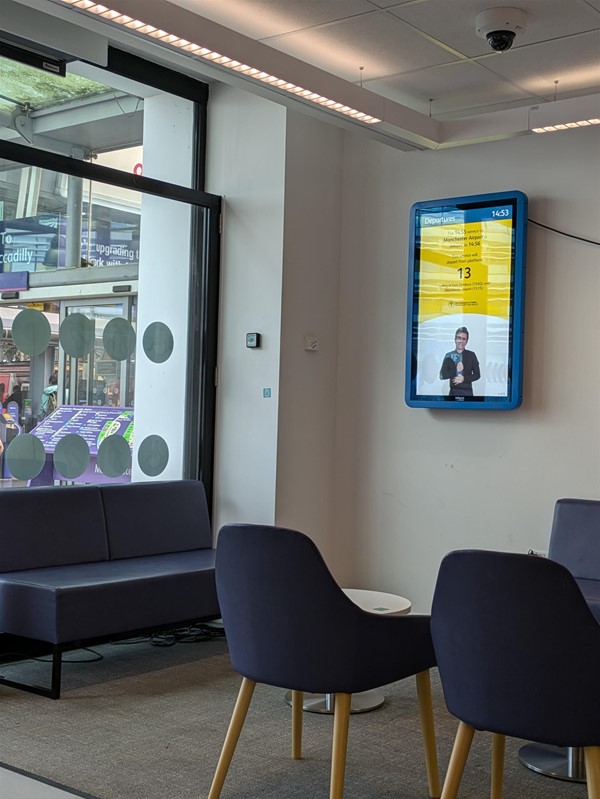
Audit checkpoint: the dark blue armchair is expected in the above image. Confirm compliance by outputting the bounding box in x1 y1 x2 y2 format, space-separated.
208 523 440 799
431 549 600 799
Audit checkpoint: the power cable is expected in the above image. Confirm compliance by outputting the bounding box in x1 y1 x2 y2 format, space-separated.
529 218 600 246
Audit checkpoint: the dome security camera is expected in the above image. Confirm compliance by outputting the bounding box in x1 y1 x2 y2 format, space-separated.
476 7 527 52
487 29 515 51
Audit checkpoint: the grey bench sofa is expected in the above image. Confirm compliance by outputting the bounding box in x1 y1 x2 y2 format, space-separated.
0 479 219 698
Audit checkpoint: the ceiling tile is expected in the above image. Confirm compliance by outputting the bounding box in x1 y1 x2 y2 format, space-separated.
263 12 458 83
367 60 534 115
365 0 420 7
388 0 600 58
168 0 375 40
481 31 600 100
147 0 600 124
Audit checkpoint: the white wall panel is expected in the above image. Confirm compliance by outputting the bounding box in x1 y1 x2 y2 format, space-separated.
133 94 195 481
207 85 286 532
335 126 600 611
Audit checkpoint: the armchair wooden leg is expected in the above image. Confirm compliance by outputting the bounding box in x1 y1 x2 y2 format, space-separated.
291 690 303 759
416 669 441 798
330 693 352 799
491 733 505 799
440 721 475 799
584 747 600 799
208 677 256 799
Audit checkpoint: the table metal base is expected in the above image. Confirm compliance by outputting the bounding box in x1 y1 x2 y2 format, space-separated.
285 689 385 714
518 744 586 783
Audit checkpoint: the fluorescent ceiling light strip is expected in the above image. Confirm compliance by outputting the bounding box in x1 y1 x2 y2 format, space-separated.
532 118 600 133
57 0 381 124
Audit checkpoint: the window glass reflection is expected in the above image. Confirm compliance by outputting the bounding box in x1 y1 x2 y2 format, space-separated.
97 434 132 478
0 300 137 487
103 317 136 361
142 321 174 364
0 161 141 276
138 435 169 477
5 433 45 480
53 434 90 480
59 313 95 358
11 308 51 356
0 53 143 165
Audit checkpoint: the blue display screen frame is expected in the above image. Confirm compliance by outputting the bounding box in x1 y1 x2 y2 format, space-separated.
405 190 528 410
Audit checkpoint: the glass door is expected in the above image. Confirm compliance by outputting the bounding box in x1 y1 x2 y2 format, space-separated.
59 298 136 411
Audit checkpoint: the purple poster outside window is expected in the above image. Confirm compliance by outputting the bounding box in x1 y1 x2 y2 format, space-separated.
33 405 133 453
31 406 133 484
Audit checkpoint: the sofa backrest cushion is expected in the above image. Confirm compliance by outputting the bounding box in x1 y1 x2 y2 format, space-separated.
549 498 600 581
100 480 212 559
0 485 109 572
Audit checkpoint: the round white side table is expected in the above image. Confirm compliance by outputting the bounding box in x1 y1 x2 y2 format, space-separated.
286 587 411 714
342 588 412 617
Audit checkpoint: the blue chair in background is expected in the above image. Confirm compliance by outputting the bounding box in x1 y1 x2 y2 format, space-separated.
208 523 440 799
431 549 600 799
549 497 600 622
519 497 600 782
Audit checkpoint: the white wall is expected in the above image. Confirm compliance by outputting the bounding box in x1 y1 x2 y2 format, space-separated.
274 112 343 563
207 85 287 531
208 96 344 559
206 84 600 613
334 126 600 611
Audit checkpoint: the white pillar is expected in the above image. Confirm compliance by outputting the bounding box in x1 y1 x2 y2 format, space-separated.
132 93 195 481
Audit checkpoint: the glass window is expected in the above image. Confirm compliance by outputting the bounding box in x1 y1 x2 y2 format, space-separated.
0 160 141 274
0 52 194 184
0 48 220 495
0 297 136 485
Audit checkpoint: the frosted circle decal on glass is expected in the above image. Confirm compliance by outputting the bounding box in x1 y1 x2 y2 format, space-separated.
5 434 46 480
59 313 95 358
97 435 132 478
138 435 169 476
11 309 51 357
142 322 173 363
103 317 136 361
53 435 90 480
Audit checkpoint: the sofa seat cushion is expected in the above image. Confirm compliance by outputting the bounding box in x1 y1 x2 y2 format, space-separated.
0 550 218 644
576 578 600 624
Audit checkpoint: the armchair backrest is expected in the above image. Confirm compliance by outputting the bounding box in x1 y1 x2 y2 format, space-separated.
216 524 377 693
548 497 600 580
431 549 600 747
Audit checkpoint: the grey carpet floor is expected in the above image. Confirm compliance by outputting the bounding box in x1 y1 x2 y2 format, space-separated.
0 636 588 799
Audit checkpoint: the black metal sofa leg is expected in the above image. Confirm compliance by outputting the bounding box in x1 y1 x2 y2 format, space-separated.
0 644 62 699
51 645 62 699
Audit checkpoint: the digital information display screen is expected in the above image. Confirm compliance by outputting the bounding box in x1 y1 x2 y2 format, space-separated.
405 190 527 410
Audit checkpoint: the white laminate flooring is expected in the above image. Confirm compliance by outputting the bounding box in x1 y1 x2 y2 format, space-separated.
0 765 95 798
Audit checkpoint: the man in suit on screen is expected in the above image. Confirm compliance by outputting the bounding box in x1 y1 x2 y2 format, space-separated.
439 327 481 398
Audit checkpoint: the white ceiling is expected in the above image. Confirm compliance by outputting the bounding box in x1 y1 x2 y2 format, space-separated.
7 0 600 150
168 0 600 120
